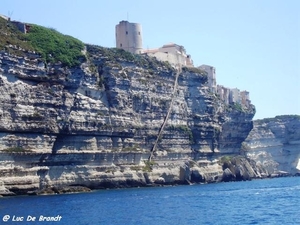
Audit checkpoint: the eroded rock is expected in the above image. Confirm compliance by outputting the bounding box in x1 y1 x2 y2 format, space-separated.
243 115 300 176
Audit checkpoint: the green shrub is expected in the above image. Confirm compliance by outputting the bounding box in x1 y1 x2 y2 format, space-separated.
130 160 156 172
182 66 207 75
2 147 27 153
86 45 174 72
219 156 232 164
143 160 156 172
130 165 143 172
26 25 85 67
232 103 243 112
168 125 194 143
0 17 34 55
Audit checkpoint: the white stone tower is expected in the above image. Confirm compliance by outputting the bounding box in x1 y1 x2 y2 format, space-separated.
115 20 143 54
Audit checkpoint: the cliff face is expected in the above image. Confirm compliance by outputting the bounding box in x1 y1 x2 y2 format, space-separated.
0 40 258 194
243 115 300 176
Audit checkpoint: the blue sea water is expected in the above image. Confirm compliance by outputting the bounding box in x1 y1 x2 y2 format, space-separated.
1 177 300 225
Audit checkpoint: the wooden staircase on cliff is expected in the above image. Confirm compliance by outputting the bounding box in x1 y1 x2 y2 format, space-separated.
148 66 182 161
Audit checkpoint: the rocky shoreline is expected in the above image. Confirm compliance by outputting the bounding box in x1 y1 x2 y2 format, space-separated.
0 155 274 197
2 174 295 198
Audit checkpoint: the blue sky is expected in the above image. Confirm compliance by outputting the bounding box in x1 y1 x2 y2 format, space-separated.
1 0 299 119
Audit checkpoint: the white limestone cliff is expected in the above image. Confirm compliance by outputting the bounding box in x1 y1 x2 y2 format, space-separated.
0 44 259 195
243 115 300 176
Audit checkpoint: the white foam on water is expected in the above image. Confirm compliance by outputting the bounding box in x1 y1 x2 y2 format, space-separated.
296 158 300 170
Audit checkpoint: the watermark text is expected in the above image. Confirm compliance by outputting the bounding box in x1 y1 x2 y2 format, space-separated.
2 215 62 222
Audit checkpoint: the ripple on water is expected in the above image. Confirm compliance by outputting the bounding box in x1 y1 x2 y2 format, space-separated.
0 177 300 225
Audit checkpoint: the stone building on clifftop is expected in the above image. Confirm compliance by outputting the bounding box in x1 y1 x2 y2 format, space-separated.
143 43 194 67
115 20 193 67
115 20 251 107
115 20 143 54
198 64 217 93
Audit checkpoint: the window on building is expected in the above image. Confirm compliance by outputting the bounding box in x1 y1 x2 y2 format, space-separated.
120 43 122 47
138 32 140 35
126 31 128 35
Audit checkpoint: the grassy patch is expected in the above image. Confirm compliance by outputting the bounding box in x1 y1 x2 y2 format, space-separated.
0 17 85 67
130 160 156 172
143 160 156 172
2 147 29 153
122 146 140 152
182 66 207 75
130 165 143 172
232 103 243 112
168 125 194 143
86 45 174 72
0 17 34 55
26 25 85 67
219 156 233 165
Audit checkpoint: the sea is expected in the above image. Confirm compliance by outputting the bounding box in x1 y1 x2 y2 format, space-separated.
1 177 300 225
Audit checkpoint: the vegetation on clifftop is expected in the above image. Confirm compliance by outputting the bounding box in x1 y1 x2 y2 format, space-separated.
0 17 84 67
1 16 173 69
255 114 300 124
86 44 174 71
182 66 207 75
0 17 34 54
26 25 85 67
